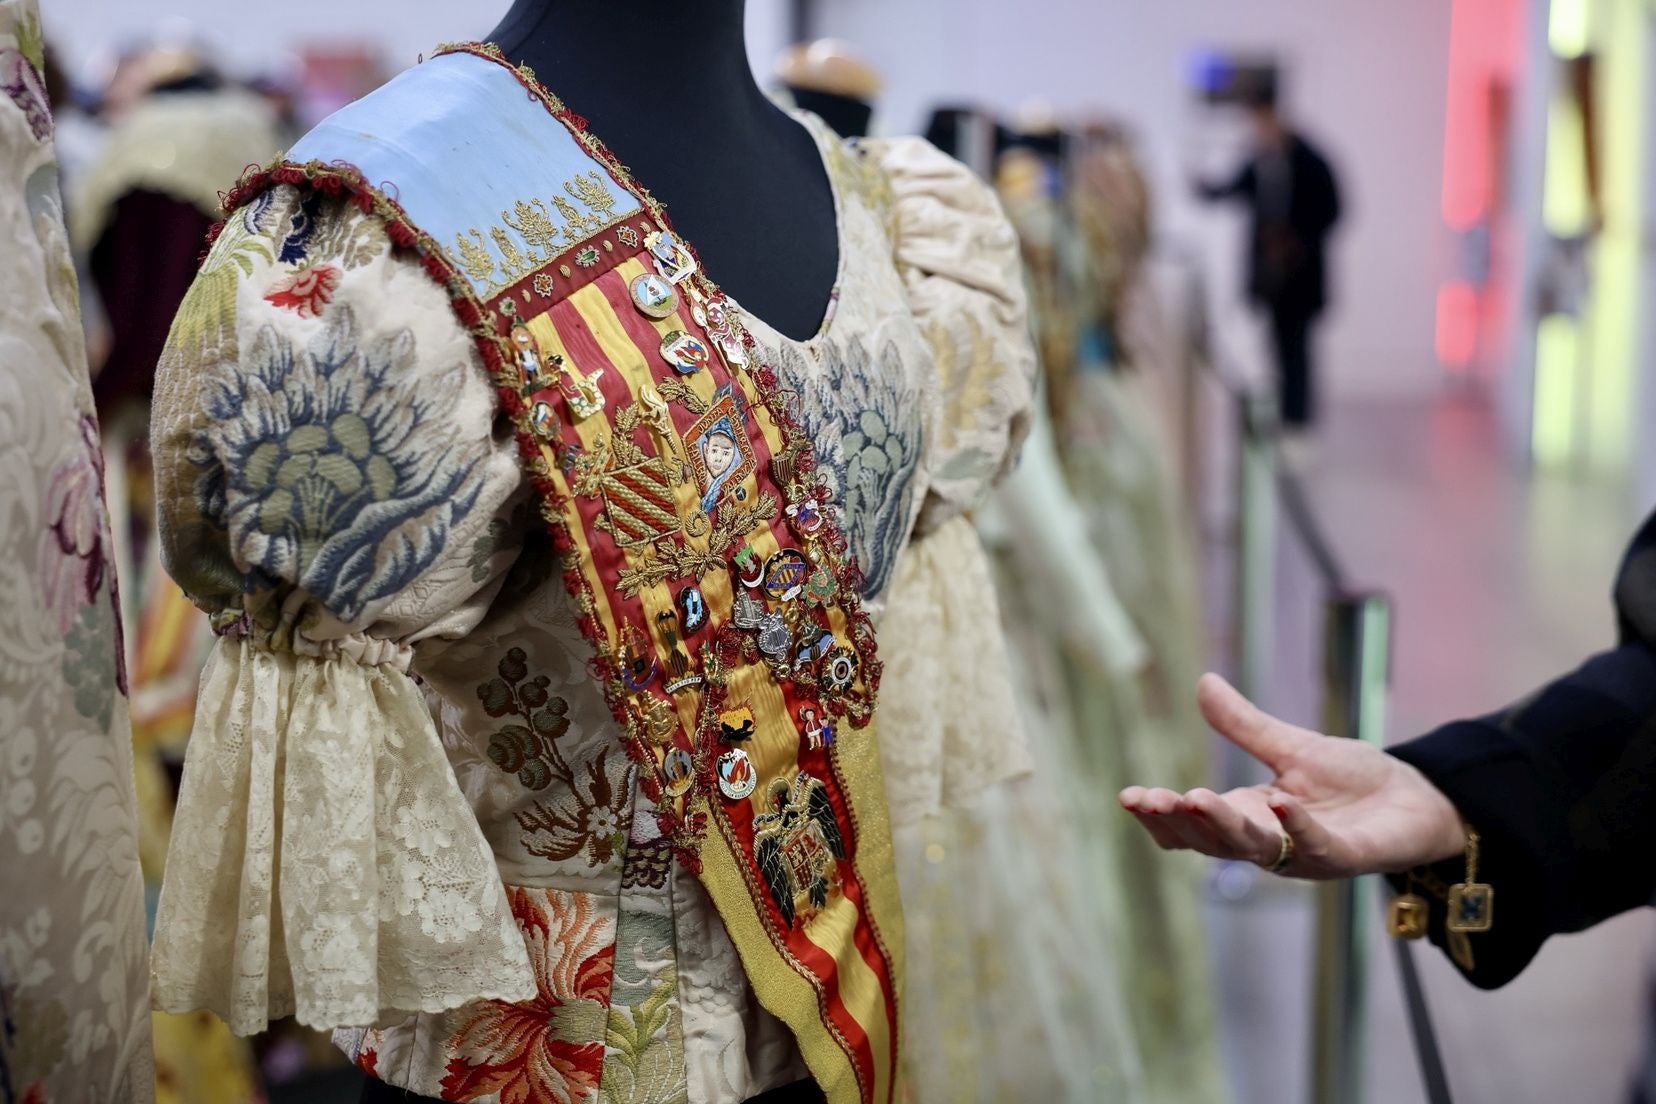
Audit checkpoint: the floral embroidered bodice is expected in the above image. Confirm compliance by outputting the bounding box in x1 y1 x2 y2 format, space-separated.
148 48 1033 1104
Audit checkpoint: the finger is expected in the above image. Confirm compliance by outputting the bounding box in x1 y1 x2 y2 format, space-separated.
1196 674 1309 771
1268 792 1343 878
1129 809 1188 851
1120 787 1182 815
1168 803 1246 859
1155 807 1225 853
1181 788 1282 866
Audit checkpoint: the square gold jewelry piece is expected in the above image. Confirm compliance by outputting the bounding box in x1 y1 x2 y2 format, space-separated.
1387 893 1430 940
1446 882 1495 934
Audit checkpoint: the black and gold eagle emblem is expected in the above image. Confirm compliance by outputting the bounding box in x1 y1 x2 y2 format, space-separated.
753 772 847 928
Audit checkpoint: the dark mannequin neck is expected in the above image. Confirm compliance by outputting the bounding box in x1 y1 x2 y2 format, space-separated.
483 0 839 342
488 0 769 144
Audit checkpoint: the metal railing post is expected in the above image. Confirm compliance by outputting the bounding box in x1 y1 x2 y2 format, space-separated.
1229 391 1278 790
1309 591 1391 1104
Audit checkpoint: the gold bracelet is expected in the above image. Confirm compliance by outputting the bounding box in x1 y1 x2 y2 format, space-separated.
1387 823 1494 967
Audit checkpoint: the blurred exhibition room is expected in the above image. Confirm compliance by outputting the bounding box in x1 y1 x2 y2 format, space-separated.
7 0 1656 1102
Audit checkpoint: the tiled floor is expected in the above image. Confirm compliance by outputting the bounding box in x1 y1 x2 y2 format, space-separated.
1202 394 1656 1104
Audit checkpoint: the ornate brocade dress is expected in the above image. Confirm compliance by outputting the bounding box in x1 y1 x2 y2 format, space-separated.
148 45 1032 1104
0 2 153 1099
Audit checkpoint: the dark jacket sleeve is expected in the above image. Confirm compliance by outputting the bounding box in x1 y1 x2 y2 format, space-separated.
1197 162 1256 203
1388 511 1656 988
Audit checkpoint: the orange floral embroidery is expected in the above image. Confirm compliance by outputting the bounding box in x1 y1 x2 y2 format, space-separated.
440 887 615 1104
264 263 340 318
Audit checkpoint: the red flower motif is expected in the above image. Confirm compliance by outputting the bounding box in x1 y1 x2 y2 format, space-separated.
264 264 341 318
355 1046 378 1076
19 1082 48 1104
440 887 615 1104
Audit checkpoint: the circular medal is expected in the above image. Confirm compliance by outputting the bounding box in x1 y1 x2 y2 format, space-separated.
660 329 711 374
630 272 680 320
662 747 695 798
763 549 811 603
822 647 858 691
716 748 758 800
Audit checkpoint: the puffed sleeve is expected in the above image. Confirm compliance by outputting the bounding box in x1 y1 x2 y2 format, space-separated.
864 138 1040 816
873 136 1037 534
147 185 535 1034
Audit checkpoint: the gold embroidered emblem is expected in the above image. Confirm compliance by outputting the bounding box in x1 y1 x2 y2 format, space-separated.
489 227 528 282
454 229 495 282
566 170 619 225
553 194 598 240
502 198 561 255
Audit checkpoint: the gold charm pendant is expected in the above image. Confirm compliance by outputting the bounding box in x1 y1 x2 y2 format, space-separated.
1387 893 1430 940
1446 882 1495 934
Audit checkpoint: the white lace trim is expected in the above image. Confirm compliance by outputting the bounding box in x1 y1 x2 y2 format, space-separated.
150 637 535 1034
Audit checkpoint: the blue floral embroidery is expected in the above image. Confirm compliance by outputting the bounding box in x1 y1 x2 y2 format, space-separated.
194 305 487 622
278 190 325 264
772 337 922 599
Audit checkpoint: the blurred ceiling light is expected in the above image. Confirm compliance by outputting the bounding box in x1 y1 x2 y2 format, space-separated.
1549 0 1592 59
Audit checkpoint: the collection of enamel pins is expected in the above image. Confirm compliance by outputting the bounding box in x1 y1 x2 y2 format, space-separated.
501 213 868 907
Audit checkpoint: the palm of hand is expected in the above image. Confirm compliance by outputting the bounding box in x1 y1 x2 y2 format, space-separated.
1119 675 1464 879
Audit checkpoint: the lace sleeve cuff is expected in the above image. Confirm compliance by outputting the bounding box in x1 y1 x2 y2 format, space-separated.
874 516 1032 823
151 636 535 1033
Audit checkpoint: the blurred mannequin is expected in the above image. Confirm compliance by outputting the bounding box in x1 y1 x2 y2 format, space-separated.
776 39 880 139
488 0 837 341
67 41 274 1104
0 4 152 1098
993 113 1226 1104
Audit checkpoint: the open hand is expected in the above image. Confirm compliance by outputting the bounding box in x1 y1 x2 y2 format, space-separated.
1118 674 1466 878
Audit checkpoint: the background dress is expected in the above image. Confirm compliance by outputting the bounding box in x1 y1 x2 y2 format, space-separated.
0 3 153 1099
996 137 1226 1104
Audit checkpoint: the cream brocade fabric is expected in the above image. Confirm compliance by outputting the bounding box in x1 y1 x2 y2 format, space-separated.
150 112 1033 1102
0 2 154 1099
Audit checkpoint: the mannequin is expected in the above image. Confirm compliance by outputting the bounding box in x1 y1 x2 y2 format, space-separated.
487 0 838 341
776 39 881 140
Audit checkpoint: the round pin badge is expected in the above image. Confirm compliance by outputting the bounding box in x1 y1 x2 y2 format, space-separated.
716 748 758 800
660 330 711 374
822 647 858 691
662 747 695 798
630 272 680 320
762 549 811 603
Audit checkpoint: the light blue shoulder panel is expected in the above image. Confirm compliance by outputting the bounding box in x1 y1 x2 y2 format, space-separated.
288 50 642 298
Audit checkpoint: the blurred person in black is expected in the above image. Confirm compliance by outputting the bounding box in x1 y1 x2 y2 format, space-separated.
1197 77 1341 431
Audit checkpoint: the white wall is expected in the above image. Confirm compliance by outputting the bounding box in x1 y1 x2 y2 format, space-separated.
43 1 793 102
818 0 1456 401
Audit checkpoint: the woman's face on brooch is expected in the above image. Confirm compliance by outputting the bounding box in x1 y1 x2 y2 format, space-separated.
703 431 737 477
